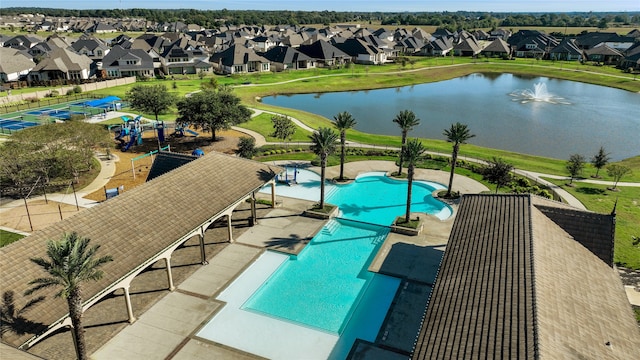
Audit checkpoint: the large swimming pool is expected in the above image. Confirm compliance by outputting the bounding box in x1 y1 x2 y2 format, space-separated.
198 169 450 359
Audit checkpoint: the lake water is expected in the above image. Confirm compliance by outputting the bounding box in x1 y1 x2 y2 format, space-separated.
262 73 640 161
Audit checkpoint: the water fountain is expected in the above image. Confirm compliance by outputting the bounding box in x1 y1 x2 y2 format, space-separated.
510 82 570 104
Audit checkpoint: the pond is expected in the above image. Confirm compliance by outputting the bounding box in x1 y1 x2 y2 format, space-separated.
262 73 640 161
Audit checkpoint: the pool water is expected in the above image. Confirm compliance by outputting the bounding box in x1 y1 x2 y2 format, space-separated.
244 218 392 334
202 169 450 359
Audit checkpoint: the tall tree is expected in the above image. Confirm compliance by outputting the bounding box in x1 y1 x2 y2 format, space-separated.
271 115 296 147
606 164 631 190
566 154 586 184
177 88 251 140
309 127 338 209
125 84 175 121
483 157 514 193
591 146 611 178
403 138 425 223
443 122 475 197
393 110 420 176
25 232 113 360
333 111 357 181
236 136 257 159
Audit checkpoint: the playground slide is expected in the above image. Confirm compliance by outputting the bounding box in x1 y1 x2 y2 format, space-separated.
114 130 125 145
123 133 137 152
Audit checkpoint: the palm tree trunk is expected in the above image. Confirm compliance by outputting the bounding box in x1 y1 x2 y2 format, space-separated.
447 144 459 196
67 289 87 360
398 132 407 175
405 166 414 222
319 155 326 208
339 133 346 180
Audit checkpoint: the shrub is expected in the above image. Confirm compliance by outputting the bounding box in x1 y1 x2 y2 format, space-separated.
73 85 82 94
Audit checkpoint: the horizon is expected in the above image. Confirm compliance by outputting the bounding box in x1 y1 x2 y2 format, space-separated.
1 0 639 13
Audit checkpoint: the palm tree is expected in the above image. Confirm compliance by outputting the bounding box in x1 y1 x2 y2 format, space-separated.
309 127 338 209
25 232 113 360
443 122 475 197
333 111 357 181
403 138 426 223
393 110 420 176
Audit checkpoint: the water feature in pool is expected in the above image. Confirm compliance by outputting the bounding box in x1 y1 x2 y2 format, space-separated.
262 73 640 161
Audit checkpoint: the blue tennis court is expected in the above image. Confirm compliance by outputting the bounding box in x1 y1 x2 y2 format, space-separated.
25 108 56 116
0 119 40 130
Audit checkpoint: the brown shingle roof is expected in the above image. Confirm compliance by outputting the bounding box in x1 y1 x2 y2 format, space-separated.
0 152 282 347
412 194 536 359
412 194 640 359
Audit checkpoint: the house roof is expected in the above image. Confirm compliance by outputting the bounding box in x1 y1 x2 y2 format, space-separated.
101 45 154 70
210 44 269 67
30 47 92 73
298 39 350 61
0 47 35 74
262 45 313 64
146 151 198 181
411 194 640 359
0 152 282 348
481 38 511 54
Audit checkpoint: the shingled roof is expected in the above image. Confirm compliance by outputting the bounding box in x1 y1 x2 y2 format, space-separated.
0 152 281 348
412 194 640 359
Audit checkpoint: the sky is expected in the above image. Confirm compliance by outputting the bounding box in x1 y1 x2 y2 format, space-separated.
1 0 639 12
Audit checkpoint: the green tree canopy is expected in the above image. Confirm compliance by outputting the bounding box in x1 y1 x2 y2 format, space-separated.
443 122 475 197
125 84 176 121
176 88 251 140
590 146 611 178
392 110 420 176
403 138 426 222
483 157 514 193
566 153 586 184
607 164 631 190
271 115 296 145
236 137 257 159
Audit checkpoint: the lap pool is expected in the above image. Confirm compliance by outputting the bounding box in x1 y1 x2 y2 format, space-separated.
197 169 450 359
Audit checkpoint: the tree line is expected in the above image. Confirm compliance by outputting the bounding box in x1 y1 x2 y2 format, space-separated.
3 7 639 29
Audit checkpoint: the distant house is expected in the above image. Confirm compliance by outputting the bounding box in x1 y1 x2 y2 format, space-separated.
550 38 584 61
101 45 154 78
508 30 558 58
210 44 270 74
419 37 453 56
584 44 623 65
333 38 388 64
298 39 350 67
89 22 117 34
0 47 35 82
481 38 511 58
27 47 92 82
161 46 212 75
3 34 43 49
453 36 482 57
262 46 315 71
70 37 110 61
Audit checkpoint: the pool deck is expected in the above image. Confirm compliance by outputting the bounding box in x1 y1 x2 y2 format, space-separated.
89 162 487 360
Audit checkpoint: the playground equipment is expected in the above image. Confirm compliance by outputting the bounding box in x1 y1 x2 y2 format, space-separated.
174 123 199 137
114 115 144 152
155 121 165 143
277 165 298 186
191 148 205 157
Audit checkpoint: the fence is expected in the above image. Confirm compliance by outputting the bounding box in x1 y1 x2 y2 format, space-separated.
0 77 136 110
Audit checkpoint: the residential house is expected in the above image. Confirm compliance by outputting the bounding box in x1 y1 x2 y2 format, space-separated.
620 42 640 70
453 35 482 57
70 36 110 62
419 37 453 56
480 38 511 58
252 36 276 53
298 39 350 67
161 46 212 75
508 30 558 58
262 46 315 71
333 38 388 64
27 47 93 82
0 47 35 82
88 21 117 34
395 36 424 55
3 34 43 49
550 38 584 61
100 45 154 78
583 44 623 65
210 44 270 74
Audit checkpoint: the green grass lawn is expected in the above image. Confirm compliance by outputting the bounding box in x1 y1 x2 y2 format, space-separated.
243 113 312 142
543 178 640 269
0 229 25 247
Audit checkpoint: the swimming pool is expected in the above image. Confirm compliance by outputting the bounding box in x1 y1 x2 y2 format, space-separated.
200 168 450 359
243 218 392 334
